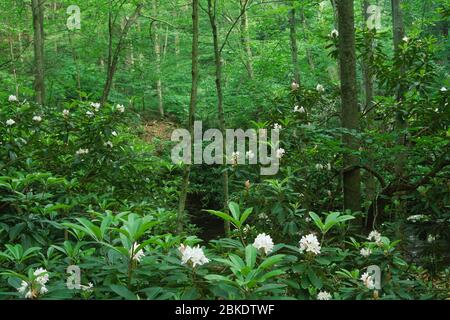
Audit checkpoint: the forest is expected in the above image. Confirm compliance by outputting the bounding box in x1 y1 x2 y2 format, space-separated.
0 0 449 301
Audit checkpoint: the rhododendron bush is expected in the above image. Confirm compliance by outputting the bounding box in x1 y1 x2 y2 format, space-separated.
0 98 447 300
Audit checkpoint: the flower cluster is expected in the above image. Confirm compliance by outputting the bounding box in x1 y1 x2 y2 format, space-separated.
17 268 50 299
91 102 101 112
360 272 376 290
316 84 325 93
179 244 209 267
406 214 429 223
317 291 332 300
253 233 274 255
294 105 306 113
130 242 145 263
8 95 18 102
116 104 125 113
276 148 285 159
76 148 89 155
360 248 372 258
299 233 321 255
6 119 15 126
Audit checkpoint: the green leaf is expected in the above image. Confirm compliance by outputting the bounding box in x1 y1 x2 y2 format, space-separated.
110 285 137 300
258 254 285 270
245 245 257 269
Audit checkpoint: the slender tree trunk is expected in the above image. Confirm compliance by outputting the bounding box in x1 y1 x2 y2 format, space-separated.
391 0 407 176
101 3 143 105
152 0 164 117
240 0 254 79
361 0 377 225
67 32 82 98
8 36 19 98
178 0 200 233
208 0 230 235
300 8 315 71
338 0 361 213
288 2 300 84
31 0 45 105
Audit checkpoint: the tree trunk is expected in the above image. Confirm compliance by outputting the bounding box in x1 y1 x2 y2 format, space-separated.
300 8 315 71
361 0 377 225
391 0 407 176
8 35 19 98
31 0 45 105
208 0 230 235
67 32 82 99
178 0 200 233
240 0 254 79
288 2 300 84
152 0 164 117
101 3 143 105
338 0 361 213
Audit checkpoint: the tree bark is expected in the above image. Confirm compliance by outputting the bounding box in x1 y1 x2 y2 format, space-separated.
240 0 254 79
208 0 230 235
338 0 361 213
8 35 19 98
178 0 200 233
360 0 377 227
31 0 45 105
101 3 143 105
288 2 300 84
391 0 407 176
152 0 164 117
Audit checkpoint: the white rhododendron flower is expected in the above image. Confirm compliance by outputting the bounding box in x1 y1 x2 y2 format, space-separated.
291 81 299 91
116 104 125 113
276 148 285 159
367 230 382 243
360 248 372 257
17 280 28 295
9 95 18 102
76 148 89 155
32 115 42 122
130 242 145 262
63 109 70 118
273 123 282 130
179 244 209 267
317 291 332 300
91 102 101 111
6 119 15 126
427 235 436 243
406 214 429 223
40 286 48 294
231 151 240 165
330 29 339 38
86 111 94 117
112 131 118 137
316 84 325 93
299 233 321 255
34 268 49 285
81 282 94 292
104 141 113 148
403 36 409 42
315 164 324 170
361 272 376 289
440 87 447 92
294 105 306 113
253 233 274 254
246 150 255 160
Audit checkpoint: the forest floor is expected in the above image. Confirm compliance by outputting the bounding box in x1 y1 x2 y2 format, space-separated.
142 119 177 142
